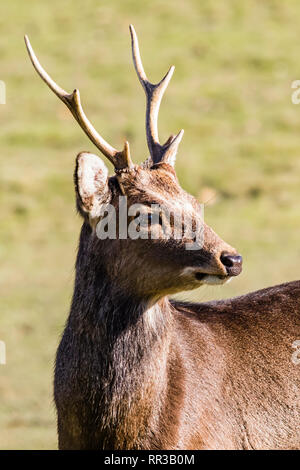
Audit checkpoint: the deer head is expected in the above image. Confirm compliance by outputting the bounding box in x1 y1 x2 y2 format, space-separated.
25 26 242 300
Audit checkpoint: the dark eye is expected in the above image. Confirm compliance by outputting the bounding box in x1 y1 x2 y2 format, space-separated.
147 213 163 225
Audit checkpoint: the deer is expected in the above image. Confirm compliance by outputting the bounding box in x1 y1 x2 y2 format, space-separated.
24 25 300 450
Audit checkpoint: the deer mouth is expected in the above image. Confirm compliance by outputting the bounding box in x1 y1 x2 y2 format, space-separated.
194 272 207 281
195 272 230 285
181 267 231 285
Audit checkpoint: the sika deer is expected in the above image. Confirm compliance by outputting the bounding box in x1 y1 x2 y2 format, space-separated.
25 26 300 450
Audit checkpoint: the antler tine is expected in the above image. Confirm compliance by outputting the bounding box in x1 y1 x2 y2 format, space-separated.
24 35 133 171
129 25 183 164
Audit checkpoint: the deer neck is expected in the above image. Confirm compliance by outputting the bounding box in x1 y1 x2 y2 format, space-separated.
67 224 173 447
70 224 173 337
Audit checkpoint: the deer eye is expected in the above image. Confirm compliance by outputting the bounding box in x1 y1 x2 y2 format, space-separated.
148 213 154 225
147 213 163 225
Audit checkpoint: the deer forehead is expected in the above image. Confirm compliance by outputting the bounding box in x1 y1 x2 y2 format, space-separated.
116 168 198 214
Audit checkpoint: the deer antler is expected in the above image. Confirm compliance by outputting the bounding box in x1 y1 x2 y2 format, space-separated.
24 35 133 171
129 25 184 165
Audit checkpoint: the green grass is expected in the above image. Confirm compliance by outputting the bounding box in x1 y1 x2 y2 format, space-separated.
1 0 300 449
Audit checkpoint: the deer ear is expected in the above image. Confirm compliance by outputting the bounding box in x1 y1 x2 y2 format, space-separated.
75 152 110 219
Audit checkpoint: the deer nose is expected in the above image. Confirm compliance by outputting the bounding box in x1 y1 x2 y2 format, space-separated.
220 252 243 276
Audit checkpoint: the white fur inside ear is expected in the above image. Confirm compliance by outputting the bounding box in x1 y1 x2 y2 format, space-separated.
77 152 109 217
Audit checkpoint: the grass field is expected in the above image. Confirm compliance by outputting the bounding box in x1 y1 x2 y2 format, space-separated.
1 0 300 449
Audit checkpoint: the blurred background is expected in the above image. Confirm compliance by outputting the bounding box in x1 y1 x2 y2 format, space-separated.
1 0 300 449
